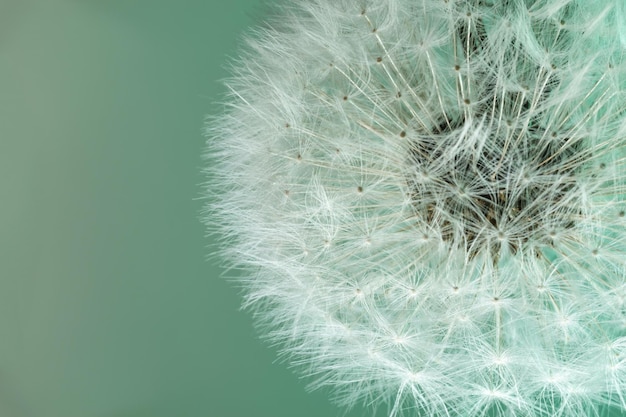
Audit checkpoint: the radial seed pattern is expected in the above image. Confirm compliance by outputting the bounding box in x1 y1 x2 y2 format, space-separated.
205 1 626 416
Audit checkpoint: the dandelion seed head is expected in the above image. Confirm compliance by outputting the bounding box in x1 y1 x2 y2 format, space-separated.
204 0 626 415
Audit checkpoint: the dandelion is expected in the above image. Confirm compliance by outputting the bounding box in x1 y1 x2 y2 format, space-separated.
203 0 626 416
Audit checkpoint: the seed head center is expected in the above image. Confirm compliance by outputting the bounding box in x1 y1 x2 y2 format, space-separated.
408 118 580 257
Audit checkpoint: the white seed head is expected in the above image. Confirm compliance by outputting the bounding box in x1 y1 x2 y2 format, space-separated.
203 0 626 416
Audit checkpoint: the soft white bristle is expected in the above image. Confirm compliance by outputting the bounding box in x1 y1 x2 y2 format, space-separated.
203 1 626 416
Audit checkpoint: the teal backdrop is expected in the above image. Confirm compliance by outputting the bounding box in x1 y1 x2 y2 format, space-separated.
2 2 625 417
0 1 387 416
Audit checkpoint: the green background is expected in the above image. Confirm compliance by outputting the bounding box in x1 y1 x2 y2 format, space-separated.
2 2 625 417
0 1 379 416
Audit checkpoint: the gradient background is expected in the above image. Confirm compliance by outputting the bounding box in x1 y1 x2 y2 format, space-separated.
0 1 382 416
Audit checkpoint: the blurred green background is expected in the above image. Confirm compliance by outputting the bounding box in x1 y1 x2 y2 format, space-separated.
2 1 624 417
0 1 379 416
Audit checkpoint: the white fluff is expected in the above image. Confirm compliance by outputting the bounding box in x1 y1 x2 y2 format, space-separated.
203 0 626 416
